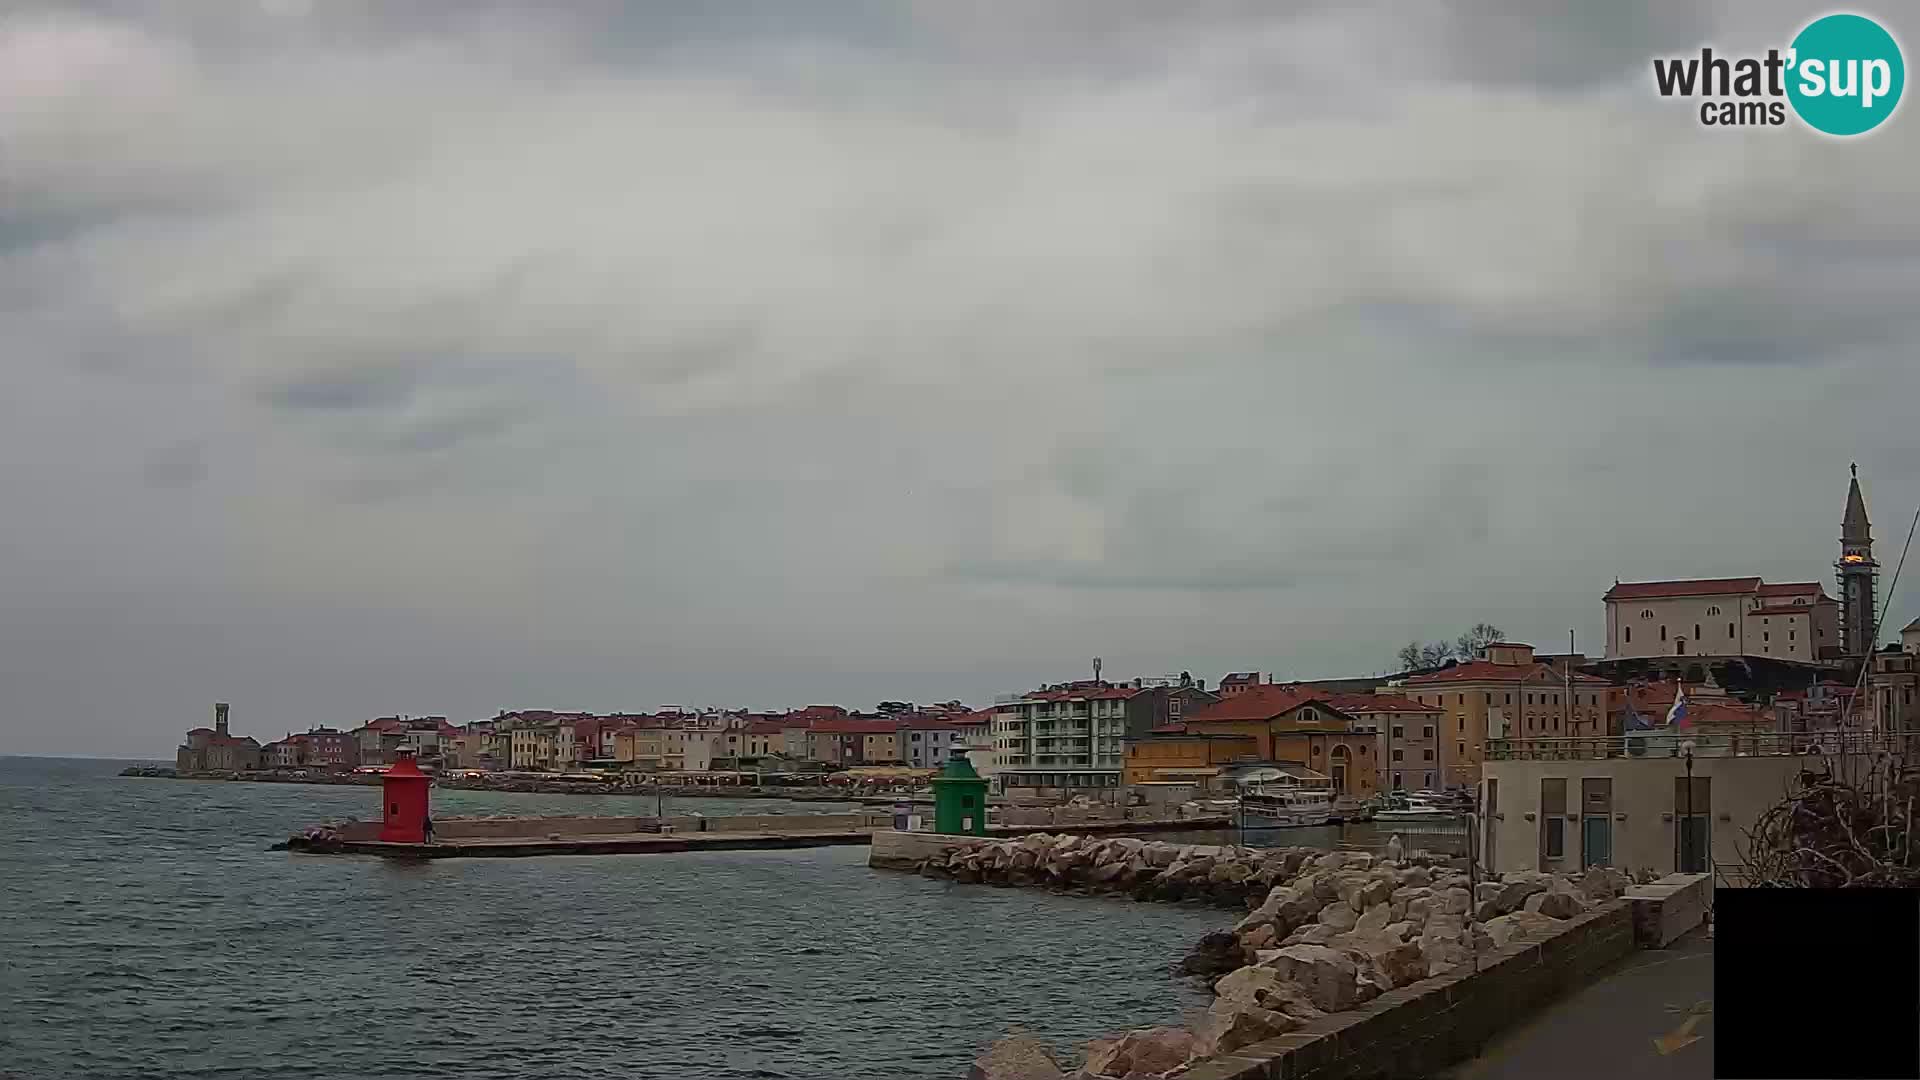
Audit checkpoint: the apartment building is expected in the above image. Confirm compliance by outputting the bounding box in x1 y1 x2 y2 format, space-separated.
1401 642 1610 788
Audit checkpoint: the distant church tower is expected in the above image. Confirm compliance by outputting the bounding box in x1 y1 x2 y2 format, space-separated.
1838 464 1879 656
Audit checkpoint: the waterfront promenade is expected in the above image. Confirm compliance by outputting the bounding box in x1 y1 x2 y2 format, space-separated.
1439 927 1714 1080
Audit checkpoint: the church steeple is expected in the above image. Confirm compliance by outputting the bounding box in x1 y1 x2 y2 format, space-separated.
1838 463 1878 656
1843 462 1872 545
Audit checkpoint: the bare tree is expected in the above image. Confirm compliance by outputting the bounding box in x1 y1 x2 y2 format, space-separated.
1395 641 1427 671
1394 624 1506 672
1455 622 1506 660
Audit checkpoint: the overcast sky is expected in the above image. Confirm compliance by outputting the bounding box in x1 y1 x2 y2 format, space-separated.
4 1 1918 756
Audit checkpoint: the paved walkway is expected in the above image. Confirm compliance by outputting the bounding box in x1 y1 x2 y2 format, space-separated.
1440 927 1714 1080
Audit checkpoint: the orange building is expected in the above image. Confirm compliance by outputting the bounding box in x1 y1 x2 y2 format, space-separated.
1177 687 1381 798
1122 731 1259 788
1399 642 1611 788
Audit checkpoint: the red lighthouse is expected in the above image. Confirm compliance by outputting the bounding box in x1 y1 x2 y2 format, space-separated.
378 749 431 843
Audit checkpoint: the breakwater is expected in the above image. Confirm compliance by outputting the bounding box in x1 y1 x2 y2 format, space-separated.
285 812 1230 858
873 831 1711 1080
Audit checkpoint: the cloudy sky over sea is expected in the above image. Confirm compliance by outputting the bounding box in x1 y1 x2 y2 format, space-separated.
4 1 1917 754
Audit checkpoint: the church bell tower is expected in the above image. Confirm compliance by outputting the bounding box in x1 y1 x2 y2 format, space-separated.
1838 464 1878 657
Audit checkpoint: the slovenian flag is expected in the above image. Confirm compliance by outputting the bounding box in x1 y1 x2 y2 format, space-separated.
1666 684 1691 729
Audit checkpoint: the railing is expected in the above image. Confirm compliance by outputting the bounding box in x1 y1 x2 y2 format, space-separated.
1485 732 1912 761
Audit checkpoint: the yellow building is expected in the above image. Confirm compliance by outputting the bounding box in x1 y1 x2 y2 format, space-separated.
509 727 558 770
1122 732 1258 788
861 731 899 764
1400 642 1611 788
1177 688 1382 798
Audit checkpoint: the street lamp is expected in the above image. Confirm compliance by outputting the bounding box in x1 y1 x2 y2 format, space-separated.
1679 739 1697 873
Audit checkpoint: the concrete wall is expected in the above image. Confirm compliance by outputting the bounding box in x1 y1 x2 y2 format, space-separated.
336 811 892 841
1183 903 1639 1080
1481 752 1811 879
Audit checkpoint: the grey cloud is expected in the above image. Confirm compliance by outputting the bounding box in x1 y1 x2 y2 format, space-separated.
258 365 418 413
138 439 207 489
3 2 1920 756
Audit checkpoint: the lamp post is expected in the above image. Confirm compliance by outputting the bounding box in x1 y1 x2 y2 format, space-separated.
1679 739 1697 873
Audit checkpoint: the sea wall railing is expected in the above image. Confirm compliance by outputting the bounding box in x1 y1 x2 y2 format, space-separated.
1485 732 1913 761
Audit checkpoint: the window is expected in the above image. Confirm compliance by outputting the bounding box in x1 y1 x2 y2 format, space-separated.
1543 777 1567 861
1728 622 1735 637
1391 724 1404 738
1625 627 1632 643
1790 629 1796 641
1527 694 1534 705
1694 624 1701 640
1640 609 1654 619
1423 725 1435 738
1706 605 1721 616
1483 692 1491 705
1457 741 1466 758
1423 748 1434 760
1504 693 1512 705
1763 632 1770 642
1457 694 1465 705
1392 748 1404 761
1795 597 1808 606
1553 694 1560 705
1660 625 1668 641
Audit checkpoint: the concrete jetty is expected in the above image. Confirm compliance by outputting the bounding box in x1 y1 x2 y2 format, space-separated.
284 810 1230 859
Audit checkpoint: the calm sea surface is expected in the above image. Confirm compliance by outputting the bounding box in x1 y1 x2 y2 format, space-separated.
1 756 1250 1080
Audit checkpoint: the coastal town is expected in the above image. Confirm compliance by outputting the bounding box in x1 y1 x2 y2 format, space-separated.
160 468 1920 882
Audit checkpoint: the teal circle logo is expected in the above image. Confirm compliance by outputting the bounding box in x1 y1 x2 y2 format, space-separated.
1787 14 1904 136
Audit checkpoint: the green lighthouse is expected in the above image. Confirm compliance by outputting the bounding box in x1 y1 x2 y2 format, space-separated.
930 751 989 836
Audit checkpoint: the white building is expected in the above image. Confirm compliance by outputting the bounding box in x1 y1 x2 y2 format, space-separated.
1603 577 1838 662
1481 730 1892 881
990 683 1134 796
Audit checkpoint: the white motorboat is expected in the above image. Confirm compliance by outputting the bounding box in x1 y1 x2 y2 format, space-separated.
1371 792 1459 822
1238 781 1334 828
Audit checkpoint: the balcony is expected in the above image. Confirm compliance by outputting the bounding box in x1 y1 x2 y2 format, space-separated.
1486 732 1907 761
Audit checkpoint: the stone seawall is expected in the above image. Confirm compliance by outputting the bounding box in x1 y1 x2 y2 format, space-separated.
1180 902 1639 1080
945 830 1708 1079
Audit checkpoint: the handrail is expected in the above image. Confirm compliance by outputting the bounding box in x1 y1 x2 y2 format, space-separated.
1485 731 1908 760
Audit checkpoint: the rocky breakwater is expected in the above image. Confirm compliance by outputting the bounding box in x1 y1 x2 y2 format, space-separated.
967 842 1634 1080
915 833 1373 908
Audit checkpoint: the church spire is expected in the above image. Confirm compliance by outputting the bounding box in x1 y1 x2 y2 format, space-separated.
1838 465 1878 656
1843 463 1872 544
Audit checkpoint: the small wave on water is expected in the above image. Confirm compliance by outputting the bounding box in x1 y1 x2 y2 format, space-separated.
2 757 1227 1080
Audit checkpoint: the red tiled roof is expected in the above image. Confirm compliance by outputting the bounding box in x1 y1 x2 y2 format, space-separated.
810 718 899 735
1689 702 1772 726
1183 686 1329 723
951 709 994 727
894 715 963 730
1305 691 1441 714
1757 582 1826 597
1147 722 1190 734
1404 661 1609 686
1604 577 1762 600
744 721 786 735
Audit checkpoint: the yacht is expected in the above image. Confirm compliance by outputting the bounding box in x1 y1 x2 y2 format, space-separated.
1371 791 1460 822
1237 781 1334 828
